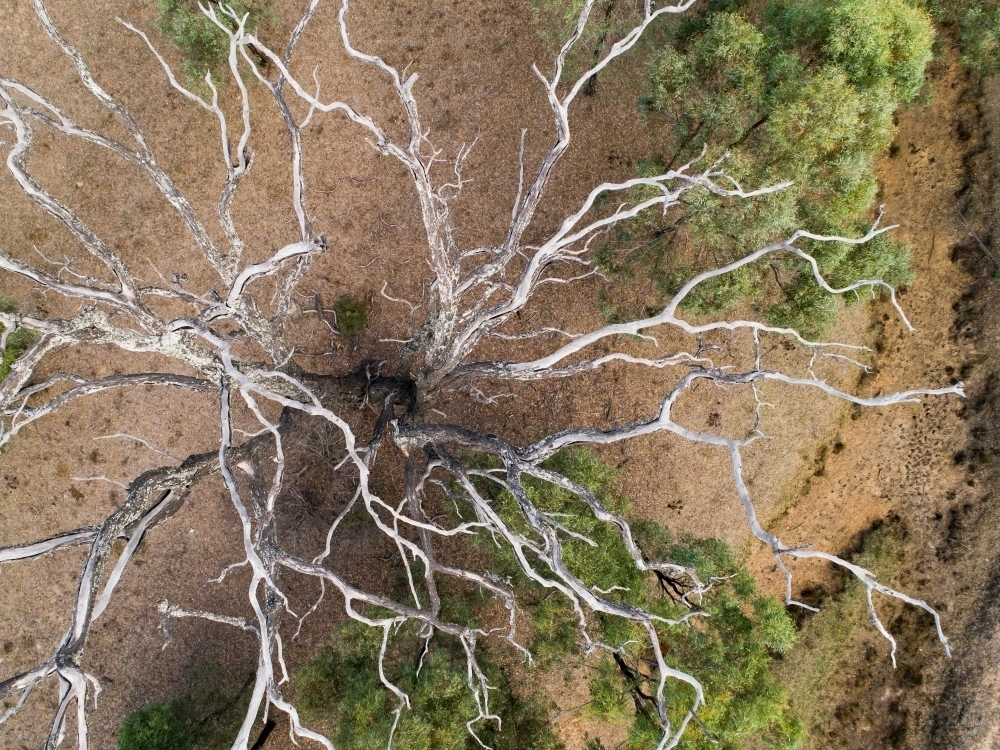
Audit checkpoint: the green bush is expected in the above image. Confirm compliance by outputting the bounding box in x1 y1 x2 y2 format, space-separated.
334 295 369 338
918 0 1000 74
643 0 926 329
298 448 799 749
117 661 254 750
539 0 929 335
0 328 37 382
152 0 276 84
0 296 38 382
466 449 636 664
468 448 801 749
582 536 801 750
119 703 195 750
773 522 907 742
296 621 563 750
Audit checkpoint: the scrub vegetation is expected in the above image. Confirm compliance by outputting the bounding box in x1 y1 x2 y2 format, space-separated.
538 0 940 336
152 0 277 83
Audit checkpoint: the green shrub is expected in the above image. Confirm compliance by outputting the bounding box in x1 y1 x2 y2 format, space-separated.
334 295 369 338
918 0 1000 74
538 0 930 335
0 328 37 382
588 657 632 722
466 448 801 749
315 448 801 748
152 0 277 84
774 522 907 743
118 703 194 750
296 621 563 750
580 533 801 749
650 1 925 327
767 229 913 337
0 296 38 382
117 661 253 750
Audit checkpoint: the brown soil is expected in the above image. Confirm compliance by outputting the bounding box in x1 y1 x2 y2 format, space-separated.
0 2 998 750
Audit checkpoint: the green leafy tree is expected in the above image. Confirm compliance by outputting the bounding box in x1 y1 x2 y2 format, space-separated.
291 450 799 750
296 622 563 750
117 661 254 750
467 449 635 665
470 449 801 749
152 0 277 84
581 0 933 335
583 536 801 750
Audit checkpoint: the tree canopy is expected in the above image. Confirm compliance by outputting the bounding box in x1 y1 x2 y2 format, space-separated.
552 0 935 335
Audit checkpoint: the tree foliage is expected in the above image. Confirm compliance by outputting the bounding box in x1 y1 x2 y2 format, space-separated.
584 540 801 750
557 0 934 335
117 662 253 750
152 0 276 83
470 450 801 749
918 0 1000 74
284 450 799 750
643 0 928 330
296 622 563 750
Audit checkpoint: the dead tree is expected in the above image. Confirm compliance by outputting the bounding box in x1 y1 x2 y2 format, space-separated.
0 1 962 748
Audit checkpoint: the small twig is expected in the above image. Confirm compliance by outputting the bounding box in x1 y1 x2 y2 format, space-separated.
957 207 1000 268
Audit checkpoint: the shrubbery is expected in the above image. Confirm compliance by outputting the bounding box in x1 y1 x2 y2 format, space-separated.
616 1 929 334
918 0 1000 74
151 0 276 84
117 661 253 750
470 449 802 749
536 0 937 336
584 549 802 750
118 450 798 749
334 295 370 338
296 622 563 750
0 296 37 382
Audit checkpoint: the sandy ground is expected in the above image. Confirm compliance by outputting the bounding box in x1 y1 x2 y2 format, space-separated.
0 2 997 749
